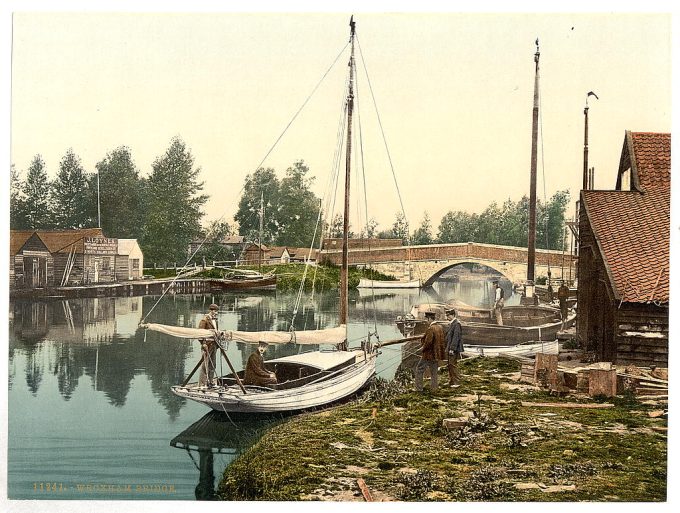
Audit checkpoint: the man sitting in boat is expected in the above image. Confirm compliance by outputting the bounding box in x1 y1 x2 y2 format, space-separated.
244 341 278 387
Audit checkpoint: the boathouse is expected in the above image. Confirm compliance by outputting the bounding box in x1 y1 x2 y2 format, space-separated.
10 230 53 289
239 243 270 265
116 239 144 280
577 131 670 367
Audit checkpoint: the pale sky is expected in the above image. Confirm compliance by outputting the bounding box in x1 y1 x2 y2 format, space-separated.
7 10 674 236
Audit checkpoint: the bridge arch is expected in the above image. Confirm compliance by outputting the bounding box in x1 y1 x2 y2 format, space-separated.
421 261 514 287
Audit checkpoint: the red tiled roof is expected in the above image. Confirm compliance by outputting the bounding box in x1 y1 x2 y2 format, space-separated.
630 132 671 191
582 189 670 303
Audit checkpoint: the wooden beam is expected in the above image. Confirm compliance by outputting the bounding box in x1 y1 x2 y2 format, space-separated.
356 478 373 502
521 401 614 409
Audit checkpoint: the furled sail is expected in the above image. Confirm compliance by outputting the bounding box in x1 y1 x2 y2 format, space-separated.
140 323 347 345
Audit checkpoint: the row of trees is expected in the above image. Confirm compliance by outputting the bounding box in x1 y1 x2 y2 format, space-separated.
10 138 207 264
11 138 571 267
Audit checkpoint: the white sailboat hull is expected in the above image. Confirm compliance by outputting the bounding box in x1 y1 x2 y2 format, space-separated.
357 278 421 289
171 350 376 413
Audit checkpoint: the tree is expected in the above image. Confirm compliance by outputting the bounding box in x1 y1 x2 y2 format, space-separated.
95 146 144 238
327 213 344 238
10 164 29 229
21 155 54 228
437 210 478 243
537 190 570 250
51 149 93 228
391 211 410 243
411 211 433 245
358 217 378 239
191 220 236 264
234 160 322 248
274 161 322 247
141 137 208 265
234 167 280 245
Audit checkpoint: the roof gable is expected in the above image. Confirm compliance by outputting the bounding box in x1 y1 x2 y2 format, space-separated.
9 230 36 256
616 131 670 192
34 228 105 253
582 189 669 303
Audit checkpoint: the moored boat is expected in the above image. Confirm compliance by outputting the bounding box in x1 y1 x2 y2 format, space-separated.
357 278 422 289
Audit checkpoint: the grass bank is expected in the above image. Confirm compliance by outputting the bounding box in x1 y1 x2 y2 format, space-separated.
197 263 395 292
216 357 667 502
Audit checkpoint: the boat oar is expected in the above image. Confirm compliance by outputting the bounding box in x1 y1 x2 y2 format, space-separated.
378 335 423 348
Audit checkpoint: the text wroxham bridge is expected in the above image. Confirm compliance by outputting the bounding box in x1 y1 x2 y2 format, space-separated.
320 241 576 286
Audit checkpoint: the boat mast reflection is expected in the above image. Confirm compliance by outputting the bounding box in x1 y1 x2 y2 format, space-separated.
170 411 282 500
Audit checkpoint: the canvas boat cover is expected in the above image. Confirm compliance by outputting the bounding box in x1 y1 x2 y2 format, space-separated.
141 322 347 345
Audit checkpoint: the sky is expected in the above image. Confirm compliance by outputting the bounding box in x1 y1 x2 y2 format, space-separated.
1 4 679 513
7 9 673 238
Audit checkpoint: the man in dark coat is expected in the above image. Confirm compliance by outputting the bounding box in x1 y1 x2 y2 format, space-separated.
445 308 464 387
557 281 570 329
244 341 278 387
415 311 445 392
197 303 220 387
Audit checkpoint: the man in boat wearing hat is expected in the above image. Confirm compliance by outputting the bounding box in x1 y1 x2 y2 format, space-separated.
197 303 220 388
244 341 278 387
414 311 445 392
445 308 464 387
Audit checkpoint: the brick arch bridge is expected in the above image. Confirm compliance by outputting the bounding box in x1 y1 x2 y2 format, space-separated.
320 242 576 286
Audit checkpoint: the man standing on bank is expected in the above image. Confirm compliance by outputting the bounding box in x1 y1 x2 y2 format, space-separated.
493 281 505 326
197 303 220 388
415 311 445 392
557 280 570 330
445 308 464 387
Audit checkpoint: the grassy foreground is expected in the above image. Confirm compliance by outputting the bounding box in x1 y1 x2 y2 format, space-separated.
216 357 667 502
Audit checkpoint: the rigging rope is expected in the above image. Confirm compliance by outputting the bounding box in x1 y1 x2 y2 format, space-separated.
141 42 349 324
538 78 552 282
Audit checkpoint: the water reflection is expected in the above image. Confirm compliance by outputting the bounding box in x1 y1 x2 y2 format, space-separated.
170 411 282 500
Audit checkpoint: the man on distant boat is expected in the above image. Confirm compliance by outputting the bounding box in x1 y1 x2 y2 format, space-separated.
244 341 278 387
557 281 570 330
445 308 464 388
415 311 444 392
493 281 505 326
197 303 220 388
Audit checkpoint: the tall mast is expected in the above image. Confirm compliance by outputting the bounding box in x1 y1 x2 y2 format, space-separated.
259 191 264 272
526 38 540 294
339 16 356 328
583 91 598 190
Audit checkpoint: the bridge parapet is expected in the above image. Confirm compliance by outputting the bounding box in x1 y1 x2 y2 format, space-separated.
320 241 576 285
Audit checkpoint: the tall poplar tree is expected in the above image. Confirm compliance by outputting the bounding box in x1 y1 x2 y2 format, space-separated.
21 155 53 228
142 137 208 265
51 149 93 228
95 146 143 238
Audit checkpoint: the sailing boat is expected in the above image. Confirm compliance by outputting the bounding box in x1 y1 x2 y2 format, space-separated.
396 39 575 347
141 17 378 414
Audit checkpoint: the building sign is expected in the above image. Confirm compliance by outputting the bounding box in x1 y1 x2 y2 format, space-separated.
85 237 118 255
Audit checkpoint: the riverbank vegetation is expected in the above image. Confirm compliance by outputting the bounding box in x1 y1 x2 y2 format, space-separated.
217 357 667 502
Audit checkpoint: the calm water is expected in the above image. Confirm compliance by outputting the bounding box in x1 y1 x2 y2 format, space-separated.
7 273 513 500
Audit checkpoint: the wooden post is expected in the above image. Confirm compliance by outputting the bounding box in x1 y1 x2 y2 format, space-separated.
588 369 617 397
534 352 558 387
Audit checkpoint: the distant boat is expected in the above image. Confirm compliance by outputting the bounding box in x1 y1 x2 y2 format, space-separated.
357 278 421 289
209 269 277 291
396 301 575 346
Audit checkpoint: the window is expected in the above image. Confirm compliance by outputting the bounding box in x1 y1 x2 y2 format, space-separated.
131 259 140 270
102 257 111 270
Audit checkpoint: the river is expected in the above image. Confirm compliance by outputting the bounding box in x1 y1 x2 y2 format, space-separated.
7 272 513 500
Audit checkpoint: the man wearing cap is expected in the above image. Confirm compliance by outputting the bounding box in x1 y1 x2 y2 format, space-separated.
445 308 464 387
197 304 220 387
244 341 278 387
415 311 445 392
